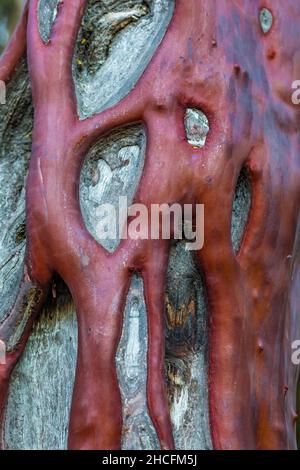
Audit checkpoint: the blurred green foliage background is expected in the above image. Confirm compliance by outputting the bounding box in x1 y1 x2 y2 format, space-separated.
0 0 23 52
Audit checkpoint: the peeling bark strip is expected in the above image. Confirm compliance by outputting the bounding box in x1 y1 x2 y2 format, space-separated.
0 0 300 450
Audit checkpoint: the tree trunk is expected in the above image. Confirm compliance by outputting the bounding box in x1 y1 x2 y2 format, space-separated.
0 0 299 450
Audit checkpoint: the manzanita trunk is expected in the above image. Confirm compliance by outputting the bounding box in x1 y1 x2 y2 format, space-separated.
0 0 300 450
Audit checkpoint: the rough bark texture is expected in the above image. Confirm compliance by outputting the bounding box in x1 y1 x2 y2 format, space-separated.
0 0 299 450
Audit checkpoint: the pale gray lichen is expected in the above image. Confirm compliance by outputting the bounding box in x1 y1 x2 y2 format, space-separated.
74 0 175 118
5 284 77 450
231 167 252 253
80 125 146 253
184 108 209 148
38 0 60 43
260 8 273 34
75 1 149 75
166 241 212 450
0 59 33 324
116 275 159 450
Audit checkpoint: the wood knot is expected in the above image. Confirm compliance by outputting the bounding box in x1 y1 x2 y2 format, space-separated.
233 64 241 76
267 48 276 60
257 339 264 353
